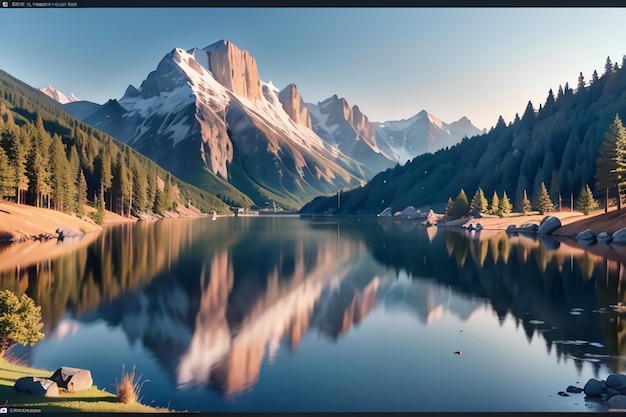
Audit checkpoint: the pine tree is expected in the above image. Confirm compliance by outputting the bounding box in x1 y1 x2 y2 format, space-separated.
0 147 16 200
0 290 44 358
519 189 532 214
489 191 500 215
543 89 555 116
470 187 488 214
13 138 29 205
95 149 112 210
131 163 147 215
498 191 512 217
606 56 613 75
521 101 536 124
27 122 52 208
49 135 73 212
592 70 599 84
564 82 572 95
77 169 87 217
595 114 626 212
452 189 469 218
534 182 555 214
577 71 585 91
575 184 598 215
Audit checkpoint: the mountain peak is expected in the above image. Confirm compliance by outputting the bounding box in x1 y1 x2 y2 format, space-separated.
196 40 261 100
278 83 312 129
39 85 80 104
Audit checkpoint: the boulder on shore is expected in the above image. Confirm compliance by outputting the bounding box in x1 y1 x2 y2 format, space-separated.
397 206 422 219
598 232 612 243
612 228 626 245
50 367 93 393
537 216 561 235
576 229 596 242
14 377 59 397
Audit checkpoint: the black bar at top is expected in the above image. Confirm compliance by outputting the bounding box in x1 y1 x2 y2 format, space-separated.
1 0 624 7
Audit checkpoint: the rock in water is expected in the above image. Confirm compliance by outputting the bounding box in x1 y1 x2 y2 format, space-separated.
607 388 621 399
607 374 626 395
584 378 606 397
537 216 561 235
608 394 626 409
566 385 583 393
14 377 59 397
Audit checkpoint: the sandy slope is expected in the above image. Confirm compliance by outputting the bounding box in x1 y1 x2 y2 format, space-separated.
446 208 619 236
0 201 101 242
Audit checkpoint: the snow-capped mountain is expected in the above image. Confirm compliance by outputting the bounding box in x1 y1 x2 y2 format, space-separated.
306 95 398 175
374 110 483 163
39 85 80 104
66 40 380 209
62 39 480 209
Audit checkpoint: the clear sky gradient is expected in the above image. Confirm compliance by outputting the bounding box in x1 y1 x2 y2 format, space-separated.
2 8 626 130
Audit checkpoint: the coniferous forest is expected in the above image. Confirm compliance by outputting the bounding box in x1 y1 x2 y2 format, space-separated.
0 70 229 223
301 56 626 216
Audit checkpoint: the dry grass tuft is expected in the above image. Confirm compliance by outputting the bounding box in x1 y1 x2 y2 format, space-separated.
113 366 149 405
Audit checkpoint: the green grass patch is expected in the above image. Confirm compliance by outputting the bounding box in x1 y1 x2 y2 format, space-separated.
0 358 164 413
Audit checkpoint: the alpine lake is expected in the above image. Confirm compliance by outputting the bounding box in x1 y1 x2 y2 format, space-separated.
2 215 625 412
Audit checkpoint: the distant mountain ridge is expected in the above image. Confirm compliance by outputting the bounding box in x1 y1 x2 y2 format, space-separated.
56 39 480 210
301 58 626 215
374 111 484 163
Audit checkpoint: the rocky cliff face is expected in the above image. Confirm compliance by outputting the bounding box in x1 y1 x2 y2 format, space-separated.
307 95 397 175
351 104 377 149
278 84 312 128
199 40 262 101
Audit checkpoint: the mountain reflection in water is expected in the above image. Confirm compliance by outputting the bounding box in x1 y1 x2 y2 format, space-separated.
2 216 626 410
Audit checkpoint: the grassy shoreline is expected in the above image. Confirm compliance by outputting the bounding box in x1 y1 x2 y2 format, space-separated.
0 358 162 413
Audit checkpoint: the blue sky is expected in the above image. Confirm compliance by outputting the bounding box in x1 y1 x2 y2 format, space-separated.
2 8 626 130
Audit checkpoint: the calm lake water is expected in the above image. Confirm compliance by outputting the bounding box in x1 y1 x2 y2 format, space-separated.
2 216 626 412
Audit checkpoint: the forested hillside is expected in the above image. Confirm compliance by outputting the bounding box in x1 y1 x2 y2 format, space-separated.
301 57 626 215
0 70 229 222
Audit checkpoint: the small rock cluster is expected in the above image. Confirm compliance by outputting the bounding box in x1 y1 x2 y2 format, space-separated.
564 374 626 410
507 215 561 235
14 366 93 398
574 228 626 245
